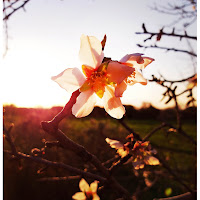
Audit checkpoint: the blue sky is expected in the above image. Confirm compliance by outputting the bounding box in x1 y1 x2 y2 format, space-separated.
2 0 197 108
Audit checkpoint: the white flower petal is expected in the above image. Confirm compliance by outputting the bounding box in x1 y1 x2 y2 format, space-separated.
72 90 96 118
51 68 85 93
72 192 86 200
107 61 134 84
79 179 90 192
115 81 127 97
105 138 124 149
103 86 125 119
79 35 104 69
117 148 129 158
144 156 160 165
90 181 98 193
93 194 100 200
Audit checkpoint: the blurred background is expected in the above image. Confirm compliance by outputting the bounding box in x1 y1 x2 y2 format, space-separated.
3 0 197 200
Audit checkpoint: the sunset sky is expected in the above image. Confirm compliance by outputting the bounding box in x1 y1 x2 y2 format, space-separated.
2 0 197 109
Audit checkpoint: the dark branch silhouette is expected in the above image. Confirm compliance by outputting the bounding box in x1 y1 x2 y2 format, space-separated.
137 44 197 57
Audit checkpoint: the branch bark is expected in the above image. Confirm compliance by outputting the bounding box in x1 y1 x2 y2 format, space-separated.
41 90 131 199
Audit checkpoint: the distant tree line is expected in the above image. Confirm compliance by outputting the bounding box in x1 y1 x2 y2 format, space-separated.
4 104 196 121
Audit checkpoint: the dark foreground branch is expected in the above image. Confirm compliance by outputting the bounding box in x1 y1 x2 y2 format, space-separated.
41 90 131 199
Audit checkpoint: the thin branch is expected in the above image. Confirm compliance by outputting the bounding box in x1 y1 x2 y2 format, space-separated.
117 119 142 140
153 191 196 200
136 24 197 41
149 74 196 83
137 44 197 57
154 154 194 193
38 176 81 182
3 0 30 21
4 150 106 183
165 123 196 145
143 123 167 141
3 123 18 155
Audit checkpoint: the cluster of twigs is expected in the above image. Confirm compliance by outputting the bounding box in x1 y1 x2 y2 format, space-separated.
136 23 197 57
3 0 31 57
149 0 197 28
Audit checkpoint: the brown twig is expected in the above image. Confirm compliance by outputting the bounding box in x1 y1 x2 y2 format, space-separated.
154 154 194 193
38 175 81 182
164 123 196 146
149 75 197 145
41 91 131 199
143 123 167 141
136 24 197 41
153 191 196 200
117 119 142 140
4 150 106 183
137 44 197 57
149 74 196 84
3 0 30 21
3 123 17 155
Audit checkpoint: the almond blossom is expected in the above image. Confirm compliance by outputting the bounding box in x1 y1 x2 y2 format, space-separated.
106 137 160 170
72 178 100 200
115 53 154 97
52 35 134 119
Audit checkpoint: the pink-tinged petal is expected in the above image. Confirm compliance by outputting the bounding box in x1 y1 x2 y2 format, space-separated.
144 156 160 165
72 192 86 200
79 35 104 69
72 90 96 118
103 86 125 119
79 179 90 192
51 68 85 93
115 81 127 97
105 138 124 149
126 71 147 85
120 54 154 69
140 57 154 68
107 61 134 84
93 194 100 200
120 53 143 63
90 181 98 193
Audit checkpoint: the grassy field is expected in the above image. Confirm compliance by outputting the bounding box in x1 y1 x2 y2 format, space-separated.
3 106 196 200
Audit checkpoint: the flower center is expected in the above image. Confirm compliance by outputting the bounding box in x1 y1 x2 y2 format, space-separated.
85 191 93 200
80 62 111 98
89 70 106 85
